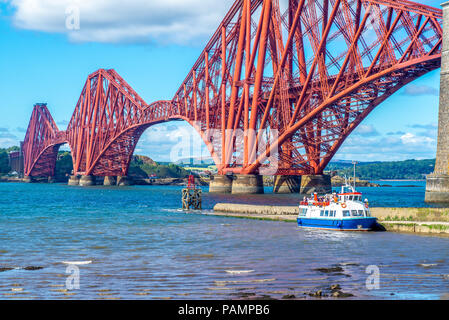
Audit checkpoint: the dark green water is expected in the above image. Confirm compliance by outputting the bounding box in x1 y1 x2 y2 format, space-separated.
0 182 448 300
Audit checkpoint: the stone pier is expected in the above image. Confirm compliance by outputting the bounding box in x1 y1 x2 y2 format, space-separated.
300 175 332 195
117 176 132 186
231 174 264 194
103 176 117 186
273 175 301 193
68 175 79 186
426 2 449 203
209 175 233 193
79 175 96 187
47 176 56 183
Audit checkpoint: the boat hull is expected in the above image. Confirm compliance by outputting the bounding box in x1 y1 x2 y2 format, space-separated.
297 217 377 231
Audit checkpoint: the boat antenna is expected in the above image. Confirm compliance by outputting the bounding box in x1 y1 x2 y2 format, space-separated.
352 161 358 190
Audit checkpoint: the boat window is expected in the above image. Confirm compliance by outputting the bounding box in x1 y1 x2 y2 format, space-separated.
324 210 329 217
299 208 307 217
320 210 324 217
358 210 365 217
330 211 336 217
343 210 350 217
351 210 359 216
365 209 371 217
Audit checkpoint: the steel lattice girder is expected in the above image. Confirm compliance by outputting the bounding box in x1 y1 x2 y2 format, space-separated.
22 104 66 177
22 0 443 178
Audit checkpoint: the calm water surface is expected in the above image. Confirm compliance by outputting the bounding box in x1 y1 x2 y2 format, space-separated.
0 182 448 300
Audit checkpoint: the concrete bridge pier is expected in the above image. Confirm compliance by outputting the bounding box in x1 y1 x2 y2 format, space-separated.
231 174 264 194
425 175 449 202
23 176 34 183
47 176 56 183
300 175 332 195
117 176 132 186
103 176 117 186
79 175 96 187
68 175 79 186
273 175 301 193
426 2 449 203
209 175 233 193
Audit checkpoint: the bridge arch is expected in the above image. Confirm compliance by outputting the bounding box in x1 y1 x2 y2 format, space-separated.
85 115 222 177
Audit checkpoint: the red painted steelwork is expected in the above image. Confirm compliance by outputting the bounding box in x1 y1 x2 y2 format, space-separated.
23 0 443 178
23 104 67 177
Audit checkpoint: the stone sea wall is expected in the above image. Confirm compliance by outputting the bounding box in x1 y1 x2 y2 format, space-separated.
212 204 449 236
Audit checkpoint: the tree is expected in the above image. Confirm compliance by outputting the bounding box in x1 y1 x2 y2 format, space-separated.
0 149 11 175
55 152 73 181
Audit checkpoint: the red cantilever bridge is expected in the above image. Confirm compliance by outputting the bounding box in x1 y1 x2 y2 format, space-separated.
22 0 443 191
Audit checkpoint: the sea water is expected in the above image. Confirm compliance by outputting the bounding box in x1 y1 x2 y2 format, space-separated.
0 182 448 300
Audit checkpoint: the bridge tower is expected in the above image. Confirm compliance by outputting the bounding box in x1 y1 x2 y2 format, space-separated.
426 2 449 202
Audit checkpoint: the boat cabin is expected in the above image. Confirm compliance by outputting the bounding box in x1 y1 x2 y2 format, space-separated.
338 192 362 202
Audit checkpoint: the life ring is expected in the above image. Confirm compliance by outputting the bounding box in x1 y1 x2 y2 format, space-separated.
341 203 347 209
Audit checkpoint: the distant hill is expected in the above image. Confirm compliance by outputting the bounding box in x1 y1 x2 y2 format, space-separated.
128 155 190 179
132 155 157 166
174 157 215 167
326 159 435 180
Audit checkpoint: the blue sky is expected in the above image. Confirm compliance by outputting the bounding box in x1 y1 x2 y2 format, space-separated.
0 0 444 162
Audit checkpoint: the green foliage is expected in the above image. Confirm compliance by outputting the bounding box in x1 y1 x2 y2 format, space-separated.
0 149 10 175
6 146 19 152
129 159 190 179
326 159 435 180
55 152 73 180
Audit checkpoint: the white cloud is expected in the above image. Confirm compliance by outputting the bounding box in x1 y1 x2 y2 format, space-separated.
134 123 209 162
336 124 437 161
0 138 19 148
401 84 439 96
353 124 380 137
400 132 434 145
7 0 232 44
0 127 20 148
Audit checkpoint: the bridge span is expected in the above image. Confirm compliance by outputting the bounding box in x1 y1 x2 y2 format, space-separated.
21 0 446 196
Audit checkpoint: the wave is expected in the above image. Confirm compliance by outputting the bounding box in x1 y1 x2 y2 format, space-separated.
225 270 255 274
61 260 92 265
418 263 438 268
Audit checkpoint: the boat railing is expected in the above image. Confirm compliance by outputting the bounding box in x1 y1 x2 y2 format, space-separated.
300 200 331 207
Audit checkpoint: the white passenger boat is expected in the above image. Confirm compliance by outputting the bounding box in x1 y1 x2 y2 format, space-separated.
297 183 377 231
